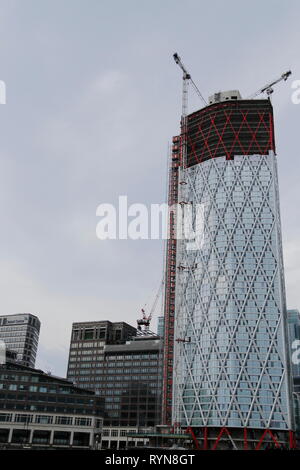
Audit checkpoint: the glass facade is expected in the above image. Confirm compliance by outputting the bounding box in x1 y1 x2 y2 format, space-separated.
157 316 165 338
173 151 293 431
0 362 103 449
288 310 300 377
0 314 40 368
0 362 103 416
287 310 300 433
67 322 162 427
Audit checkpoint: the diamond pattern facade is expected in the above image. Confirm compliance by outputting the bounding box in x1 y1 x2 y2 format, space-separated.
173 151 293 431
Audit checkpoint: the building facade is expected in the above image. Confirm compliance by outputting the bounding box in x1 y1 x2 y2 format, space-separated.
67 321 137 392
67 321 162 449
287 309 300 435
287 309 300 377
157 316 165 338
172 92 294 448
0 361 103 449
0 314 40 368
293 377 300 435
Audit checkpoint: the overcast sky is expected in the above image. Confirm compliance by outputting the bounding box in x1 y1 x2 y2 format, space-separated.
0 0 299 377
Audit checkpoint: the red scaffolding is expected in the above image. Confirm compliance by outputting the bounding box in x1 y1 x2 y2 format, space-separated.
162 136 180 425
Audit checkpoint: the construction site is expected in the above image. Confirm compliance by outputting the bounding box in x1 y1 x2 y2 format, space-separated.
155 53 298 450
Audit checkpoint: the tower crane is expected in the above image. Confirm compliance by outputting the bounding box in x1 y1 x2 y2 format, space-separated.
137 280 164 334
173 52 207 169
173 52 207 118
248 70 292 99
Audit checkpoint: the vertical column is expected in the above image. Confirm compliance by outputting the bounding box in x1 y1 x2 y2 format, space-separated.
70 430 74 447
89 431 94 448
8 427 13 444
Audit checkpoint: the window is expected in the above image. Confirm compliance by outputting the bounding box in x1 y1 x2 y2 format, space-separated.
35 415 53 424
15 414 33 423
74 417 92 427
84 329 94 340
55 416 73 426
0 413 12 422
96 419 102 429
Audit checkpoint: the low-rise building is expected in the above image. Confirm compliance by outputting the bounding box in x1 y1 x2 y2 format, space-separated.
0 361 103 449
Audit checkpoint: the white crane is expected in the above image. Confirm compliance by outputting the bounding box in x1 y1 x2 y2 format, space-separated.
173 52 207 117
137 280 164 334
173 52 207 169
248 70 292 99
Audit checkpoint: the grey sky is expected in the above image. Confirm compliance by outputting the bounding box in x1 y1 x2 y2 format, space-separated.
0 0 299 376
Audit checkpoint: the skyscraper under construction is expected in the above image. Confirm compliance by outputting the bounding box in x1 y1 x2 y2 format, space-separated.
163 60 295 449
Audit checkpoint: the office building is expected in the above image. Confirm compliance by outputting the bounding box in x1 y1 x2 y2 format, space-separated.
288 309 300 377
67 320 136 391
67 321 162 449
0 361 103 449
157 316 165 338
287 309 300 437
293 377 300 436
171 91 294 448
0 314 40 368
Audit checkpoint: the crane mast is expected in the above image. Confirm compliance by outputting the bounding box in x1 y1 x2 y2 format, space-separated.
173 52 207 117
173 52 207 169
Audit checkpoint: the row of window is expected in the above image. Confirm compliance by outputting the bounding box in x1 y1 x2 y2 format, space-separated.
69 361 158 369
0 402 101 416
0 412 94 427
0 375 92 395
103 429 128 437
71 342 106 348
74 375 158 382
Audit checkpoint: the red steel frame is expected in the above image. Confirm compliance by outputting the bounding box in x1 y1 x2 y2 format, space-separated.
186 99 276 167
185 426 297 450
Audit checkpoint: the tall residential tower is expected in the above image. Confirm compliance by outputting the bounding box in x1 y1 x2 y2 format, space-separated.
171 91 294 449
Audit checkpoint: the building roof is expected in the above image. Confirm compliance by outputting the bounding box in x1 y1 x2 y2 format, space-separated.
104 338 162 353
